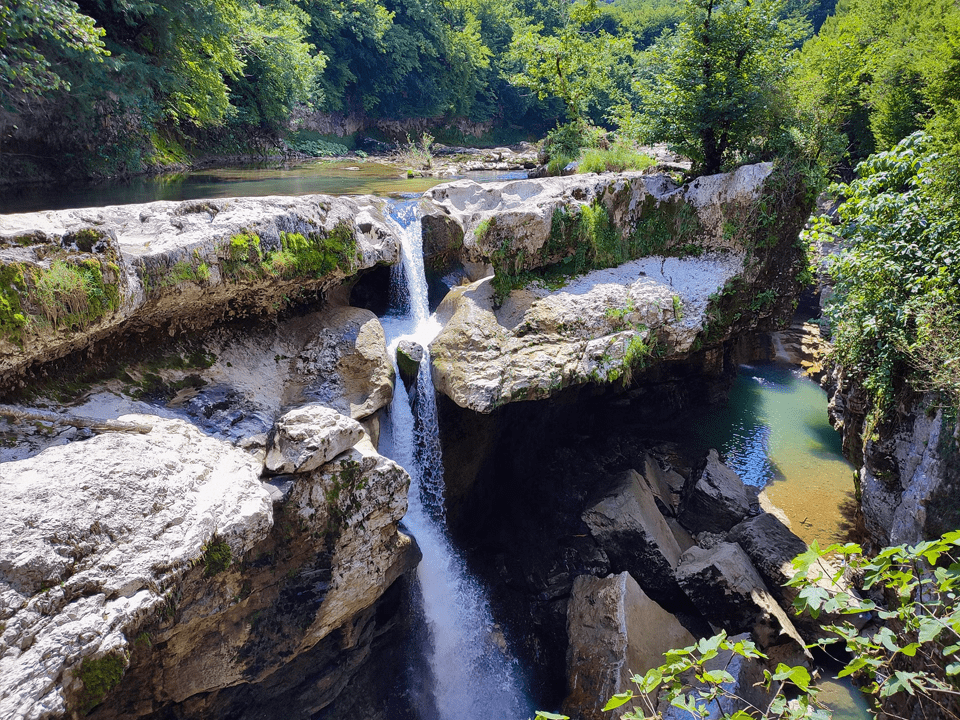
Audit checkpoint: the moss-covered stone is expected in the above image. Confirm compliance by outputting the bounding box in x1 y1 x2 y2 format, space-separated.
202 537 232 577
76 652 127 714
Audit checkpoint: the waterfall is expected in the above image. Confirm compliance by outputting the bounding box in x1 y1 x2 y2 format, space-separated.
378 201 533 720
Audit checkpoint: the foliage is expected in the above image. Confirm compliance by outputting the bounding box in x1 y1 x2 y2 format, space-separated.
77 652 127 713
0 0 107 101
600 632 826 719
789 533 960 718
617 0 804 174
578 144 655 174
789 0 960 170
509 0 636 126
398 132 435 170
808 132 960 419
202 536 232 577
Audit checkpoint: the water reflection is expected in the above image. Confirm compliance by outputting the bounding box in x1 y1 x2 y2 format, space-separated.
0 160 517 214
687 363 858 546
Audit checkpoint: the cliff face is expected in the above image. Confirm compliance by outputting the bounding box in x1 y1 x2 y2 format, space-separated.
0 195 397 384
0 166 816 719
827 370 960 547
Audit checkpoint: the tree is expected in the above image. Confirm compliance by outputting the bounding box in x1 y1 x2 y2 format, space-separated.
509 0 635 127
0 0 107 103
617 0 803 174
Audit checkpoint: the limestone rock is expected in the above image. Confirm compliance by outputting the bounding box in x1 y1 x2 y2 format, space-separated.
395 340 423 391
0 416 271 720
293 305 395 420
676 543 809 660
563 572 695 720
265 405 365 474
0 195 398 382
430 256 743 413
678 450 752 534
582 470 685 604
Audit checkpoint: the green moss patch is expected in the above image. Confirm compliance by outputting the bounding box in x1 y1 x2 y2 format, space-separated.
217 223 361 283
489 197 705 303
76 652 127 714
0 255 122 344
202 536 232 577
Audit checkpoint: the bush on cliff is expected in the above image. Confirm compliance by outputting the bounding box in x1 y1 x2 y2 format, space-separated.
808 132 960 422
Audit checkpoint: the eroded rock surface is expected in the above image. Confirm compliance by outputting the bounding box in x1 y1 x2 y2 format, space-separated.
265 405 365 474
431 255 741 413
0 195 398 382
0 417 271 720
678 450 752 534
425 164 813 413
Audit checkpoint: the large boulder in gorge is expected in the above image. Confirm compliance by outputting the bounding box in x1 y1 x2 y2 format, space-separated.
729 513 868 642
582 469 685 604
675 543 809 664
678 450 752 534
395 340 424 391
291 305 395 420
265 405 365 474
0 195 398 383
424 164 814 413
0 416 270 719
0 415 418 720
563 572 696 720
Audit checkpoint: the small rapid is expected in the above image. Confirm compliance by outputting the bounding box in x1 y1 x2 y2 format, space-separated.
377 201 533 720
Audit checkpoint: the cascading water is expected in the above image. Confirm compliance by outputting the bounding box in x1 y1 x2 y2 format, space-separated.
378 201 534 720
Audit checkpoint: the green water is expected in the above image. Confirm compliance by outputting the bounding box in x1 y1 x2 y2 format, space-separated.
686 363 871 719
688 362 859 546
0 160 524 214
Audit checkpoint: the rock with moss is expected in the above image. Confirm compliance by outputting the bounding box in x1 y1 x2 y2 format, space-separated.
395 340 423 391
429 253 742 413
0 411 418 720
0 416 271 719
0 195 398 383
426 163 814 413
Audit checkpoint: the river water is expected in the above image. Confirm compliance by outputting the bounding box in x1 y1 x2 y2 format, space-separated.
0 160 524 214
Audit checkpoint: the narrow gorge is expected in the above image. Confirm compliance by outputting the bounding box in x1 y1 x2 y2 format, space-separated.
1 162 937 720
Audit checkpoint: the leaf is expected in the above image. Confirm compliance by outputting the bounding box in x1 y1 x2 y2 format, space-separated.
535 712 570 720
601 692 633 711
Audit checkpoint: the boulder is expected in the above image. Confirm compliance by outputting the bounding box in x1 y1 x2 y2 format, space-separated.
294 305 395 420
424 164 816 414
675 543 810 662
0 416 271 720
0 195 399 383
678 450 752 534
430 257 742 413
582 470 685 604
265 405 365 474
640 453 682 516
395 340 424 391
729 513 869 640
563 572 696 720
